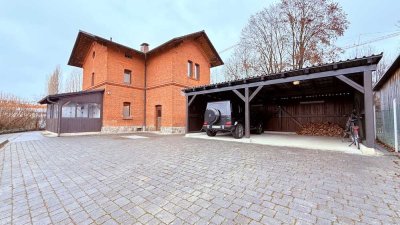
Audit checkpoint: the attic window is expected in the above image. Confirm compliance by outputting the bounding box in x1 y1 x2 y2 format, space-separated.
125 52 132 59
187 61 193 77
194 64 200 80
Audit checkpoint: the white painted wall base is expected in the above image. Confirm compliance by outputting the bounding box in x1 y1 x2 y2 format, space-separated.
359 143 380 156
101 126 143 133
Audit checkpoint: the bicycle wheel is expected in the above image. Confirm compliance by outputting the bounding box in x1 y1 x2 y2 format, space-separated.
355 134 360 149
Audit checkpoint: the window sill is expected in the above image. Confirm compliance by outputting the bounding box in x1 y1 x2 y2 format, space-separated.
123 117 133 120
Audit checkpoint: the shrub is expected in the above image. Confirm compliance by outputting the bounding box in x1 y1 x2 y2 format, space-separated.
0 93 45 134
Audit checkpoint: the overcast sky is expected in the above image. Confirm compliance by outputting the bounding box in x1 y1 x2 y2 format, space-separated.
0 0 399 101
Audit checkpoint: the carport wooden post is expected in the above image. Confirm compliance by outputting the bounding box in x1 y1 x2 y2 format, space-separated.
363 70 375 148
233 86 263 138
57 101 62 137
245 87 250 138
185 95 196 133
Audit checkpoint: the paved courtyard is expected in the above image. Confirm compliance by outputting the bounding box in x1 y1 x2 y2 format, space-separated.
0 132 400 225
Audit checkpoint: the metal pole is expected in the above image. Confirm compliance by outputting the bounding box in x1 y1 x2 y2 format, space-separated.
245 87 250 138
394 98 398 152
363 70 375 148
373 105 376 139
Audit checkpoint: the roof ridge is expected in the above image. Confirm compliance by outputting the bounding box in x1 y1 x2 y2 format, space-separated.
69 30 223 67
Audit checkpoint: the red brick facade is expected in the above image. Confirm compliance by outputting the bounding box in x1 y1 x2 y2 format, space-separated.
68 31 222 133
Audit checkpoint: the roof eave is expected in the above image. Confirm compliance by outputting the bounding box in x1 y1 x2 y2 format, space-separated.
373 54 400 91
38 89 105 104
147 30 224 68
67 31 145 68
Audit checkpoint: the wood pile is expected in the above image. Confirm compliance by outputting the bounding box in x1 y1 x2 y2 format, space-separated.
297 122 343 137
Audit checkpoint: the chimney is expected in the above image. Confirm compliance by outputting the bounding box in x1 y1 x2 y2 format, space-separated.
140 43 149 53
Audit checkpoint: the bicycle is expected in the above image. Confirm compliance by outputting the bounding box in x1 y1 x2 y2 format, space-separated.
342 112 361 149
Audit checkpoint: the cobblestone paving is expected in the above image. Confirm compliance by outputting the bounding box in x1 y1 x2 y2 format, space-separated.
1 133 400 225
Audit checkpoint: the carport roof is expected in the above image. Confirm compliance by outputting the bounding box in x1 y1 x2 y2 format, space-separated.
373 53 400 91
184 54 382 94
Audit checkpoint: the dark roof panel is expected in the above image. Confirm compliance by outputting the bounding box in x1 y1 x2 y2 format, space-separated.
373 54 400 91
38 89 104 104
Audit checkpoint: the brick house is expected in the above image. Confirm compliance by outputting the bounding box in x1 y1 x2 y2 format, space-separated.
39 30 223 134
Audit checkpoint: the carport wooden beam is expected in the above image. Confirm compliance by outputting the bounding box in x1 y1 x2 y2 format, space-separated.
250 86 263 101
336 75 365 94
186 95 197 133
232 90 245 102
188 95 197 106
233 89 250 138
233 87 262 138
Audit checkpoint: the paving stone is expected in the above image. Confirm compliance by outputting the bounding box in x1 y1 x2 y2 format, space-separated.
155 210 175 224
1 133 399 225
217 208 237 220
115 197 130 207
210 214 225 225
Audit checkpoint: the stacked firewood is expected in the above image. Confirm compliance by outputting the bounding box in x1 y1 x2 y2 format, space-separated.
297 122 344 137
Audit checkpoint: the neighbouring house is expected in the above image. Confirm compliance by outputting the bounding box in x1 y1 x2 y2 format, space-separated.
38 30 223 134
374 54 400 152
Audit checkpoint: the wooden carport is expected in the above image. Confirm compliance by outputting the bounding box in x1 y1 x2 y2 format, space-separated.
184 54 382 148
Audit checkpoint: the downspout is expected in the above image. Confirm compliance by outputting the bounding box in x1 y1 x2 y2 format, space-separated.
144 53 147 130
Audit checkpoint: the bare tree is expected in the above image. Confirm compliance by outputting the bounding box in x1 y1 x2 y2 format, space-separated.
224 45 257 81
281 0 348 68
241 4 288 75
224 0 349 80
47 66 62 95
349 45 374 58
347 45 388 83
374 59 388 83
64 69 82 92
